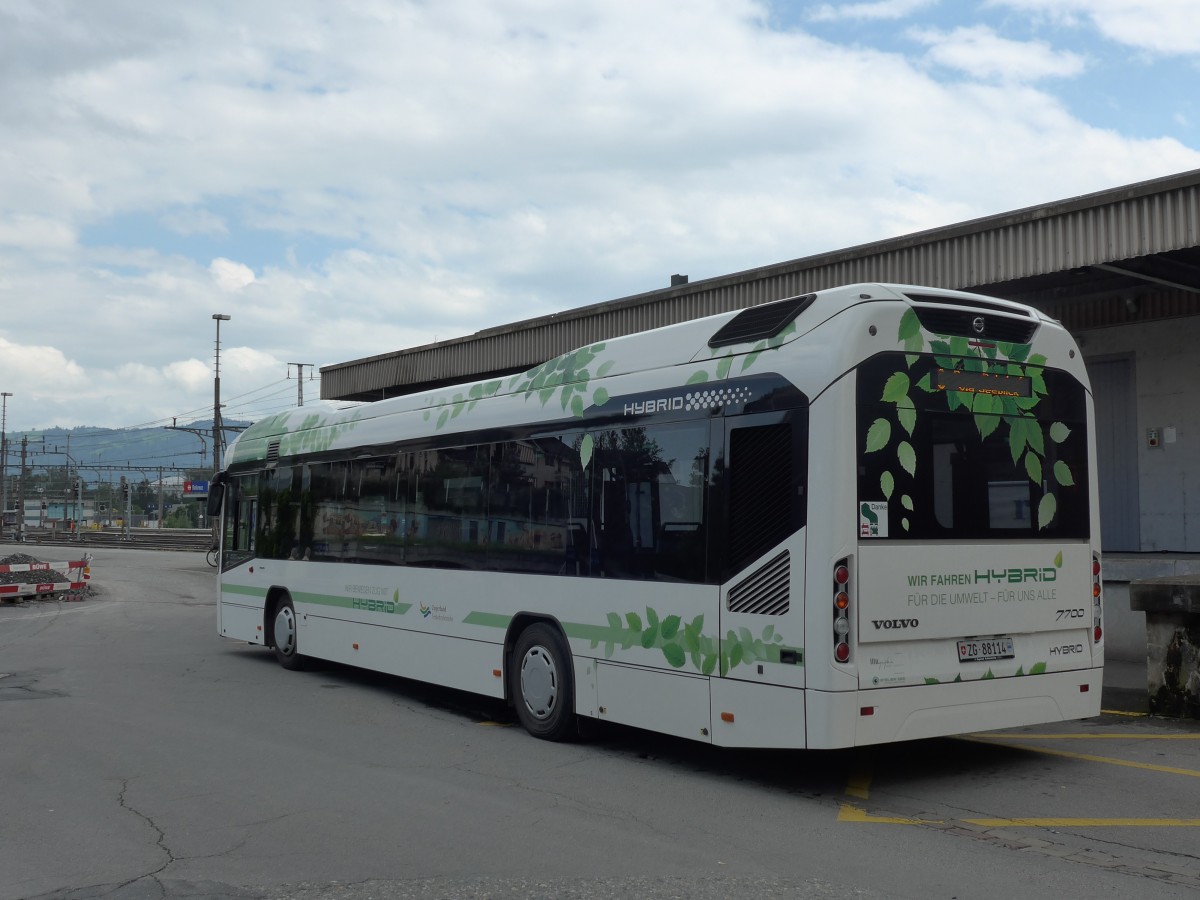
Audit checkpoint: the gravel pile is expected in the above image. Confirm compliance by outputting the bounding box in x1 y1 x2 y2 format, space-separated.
0 553 70 586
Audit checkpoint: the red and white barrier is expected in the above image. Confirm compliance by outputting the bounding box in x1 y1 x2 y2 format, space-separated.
0 556 92 600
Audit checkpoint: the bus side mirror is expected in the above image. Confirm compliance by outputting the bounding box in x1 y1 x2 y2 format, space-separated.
206 483 225 518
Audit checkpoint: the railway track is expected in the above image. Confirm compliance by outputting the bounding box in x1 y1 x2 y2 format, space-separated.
1 528 213 552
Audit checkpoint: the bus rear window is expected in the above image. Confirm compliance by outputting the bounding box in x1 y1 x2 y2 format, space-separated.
856 352 1089 540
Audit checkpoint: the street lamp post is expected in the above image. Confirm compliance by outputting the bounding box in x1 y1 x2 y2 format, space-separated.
0 391 10 536
212 314 231 472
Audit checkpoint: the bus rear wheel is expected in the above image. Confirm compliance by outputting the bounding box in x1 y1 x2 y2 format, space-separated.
511 623 574 741
271 597 305 671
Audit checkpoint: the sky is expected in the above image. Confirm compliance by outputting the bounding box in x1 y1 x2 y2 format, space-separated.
1 0 1198 437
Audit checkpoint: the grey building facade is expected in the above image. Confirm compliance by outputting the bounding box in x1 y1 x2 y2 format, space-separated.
322 169 1200 661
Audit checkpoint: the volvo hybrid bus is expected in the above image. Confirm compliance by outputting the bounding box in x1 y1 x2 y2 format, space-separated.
210 283 1103 748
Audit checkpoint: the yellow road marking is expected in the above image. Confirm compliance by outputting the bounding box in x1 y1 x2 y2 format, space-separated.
1101 709 1147 717
963 816 1200 828
838 804 938 825
970 732 1200 740
840 731 1200 828
960 738 1200 779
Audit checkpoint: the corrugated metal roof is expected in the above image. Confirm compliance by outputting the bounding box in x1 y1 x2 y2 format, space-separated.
322 168 1200 402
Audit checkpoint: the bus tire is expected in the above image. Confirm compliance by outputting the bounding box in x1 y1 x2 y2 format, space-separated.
271 597 305 671
511 623 574 741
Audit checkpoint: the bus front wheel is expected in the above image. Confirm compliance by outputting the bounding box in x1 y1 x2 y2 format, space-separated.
511 623 575 741
271 597 305 671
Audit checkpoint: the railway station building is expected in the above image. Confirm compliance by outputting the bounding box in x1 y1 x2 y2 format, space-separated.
321 168 1200 663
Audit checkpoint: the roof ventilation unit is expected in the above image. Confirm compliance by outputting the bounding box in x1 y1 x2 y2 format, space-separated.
708 294 816 348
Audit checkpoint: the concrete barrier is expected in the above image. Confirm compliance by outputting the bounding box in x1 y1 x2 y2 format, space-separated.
1129 576 1200 717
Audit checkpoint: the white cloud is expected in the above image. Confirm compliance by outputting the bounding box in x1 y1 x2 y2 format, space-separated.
0 0 1196 431
910 25 1087 81
808 0 937 22
0 214 77 252
210 257 256 291
160 208 228 237
990 0 1200 55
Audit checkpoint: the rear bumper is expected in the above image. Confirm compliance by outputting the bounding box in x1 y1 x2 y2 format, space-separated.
806 667 1103 748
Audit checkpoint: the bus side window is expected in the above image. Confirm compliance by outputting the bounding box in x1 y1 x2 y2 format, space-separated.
590 421 710 583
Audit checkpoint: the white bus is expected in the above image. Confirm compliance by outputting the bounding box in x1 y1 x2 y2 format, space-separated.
211 283 1103 748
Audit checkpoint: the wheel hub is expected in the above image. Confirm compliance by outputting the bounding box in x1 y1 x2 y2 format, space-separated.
519 645 558 720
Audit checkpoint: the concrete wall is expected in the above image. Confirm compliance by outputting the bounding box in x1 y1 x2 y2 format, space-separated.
1103 555 1200 663
1081 316 1200 552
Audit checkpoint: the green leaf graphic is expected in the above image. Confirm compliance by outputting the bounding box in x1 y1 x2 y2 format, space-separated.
1027 420 1045 456
592 387 609 407
898 307 921 341
901 494 914 511
716 355 733 379
661 615 681 640
1037 494 1057 530
881 471 894 499
866 418 892 453
597 360 615 377
898 441 916 476
687 370 710 385
662 643 686 668
1008 417 1028 464
882 372 910 402
1025 451 1042 484
1049 422 1071 443
1054 551 1063 568
1053 461 1075 487
1030 662 1047 675
975 414 1001 439
897 396 916 435
626 611 642 632
580 433 594 469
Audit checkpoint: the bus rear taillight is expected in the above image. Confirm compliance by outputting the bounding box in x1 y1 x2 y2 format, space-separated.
833 558 852 664
1092 553 1103 643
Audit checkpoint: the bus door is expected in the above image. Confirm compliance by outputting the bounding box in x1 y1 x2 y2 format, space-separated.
718 409 808 690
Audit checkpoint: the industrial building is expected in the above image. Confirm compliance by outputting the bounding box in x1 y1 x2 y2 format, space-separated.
321 168 1200 662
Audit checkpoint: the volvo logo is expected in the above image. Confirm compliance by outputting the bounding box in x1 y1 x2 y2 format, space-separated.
972 316 986 334
871 618 919 630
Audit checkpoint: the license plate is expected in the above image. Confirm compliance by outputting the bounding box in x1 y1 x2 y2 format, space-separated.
957 636 1015 663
